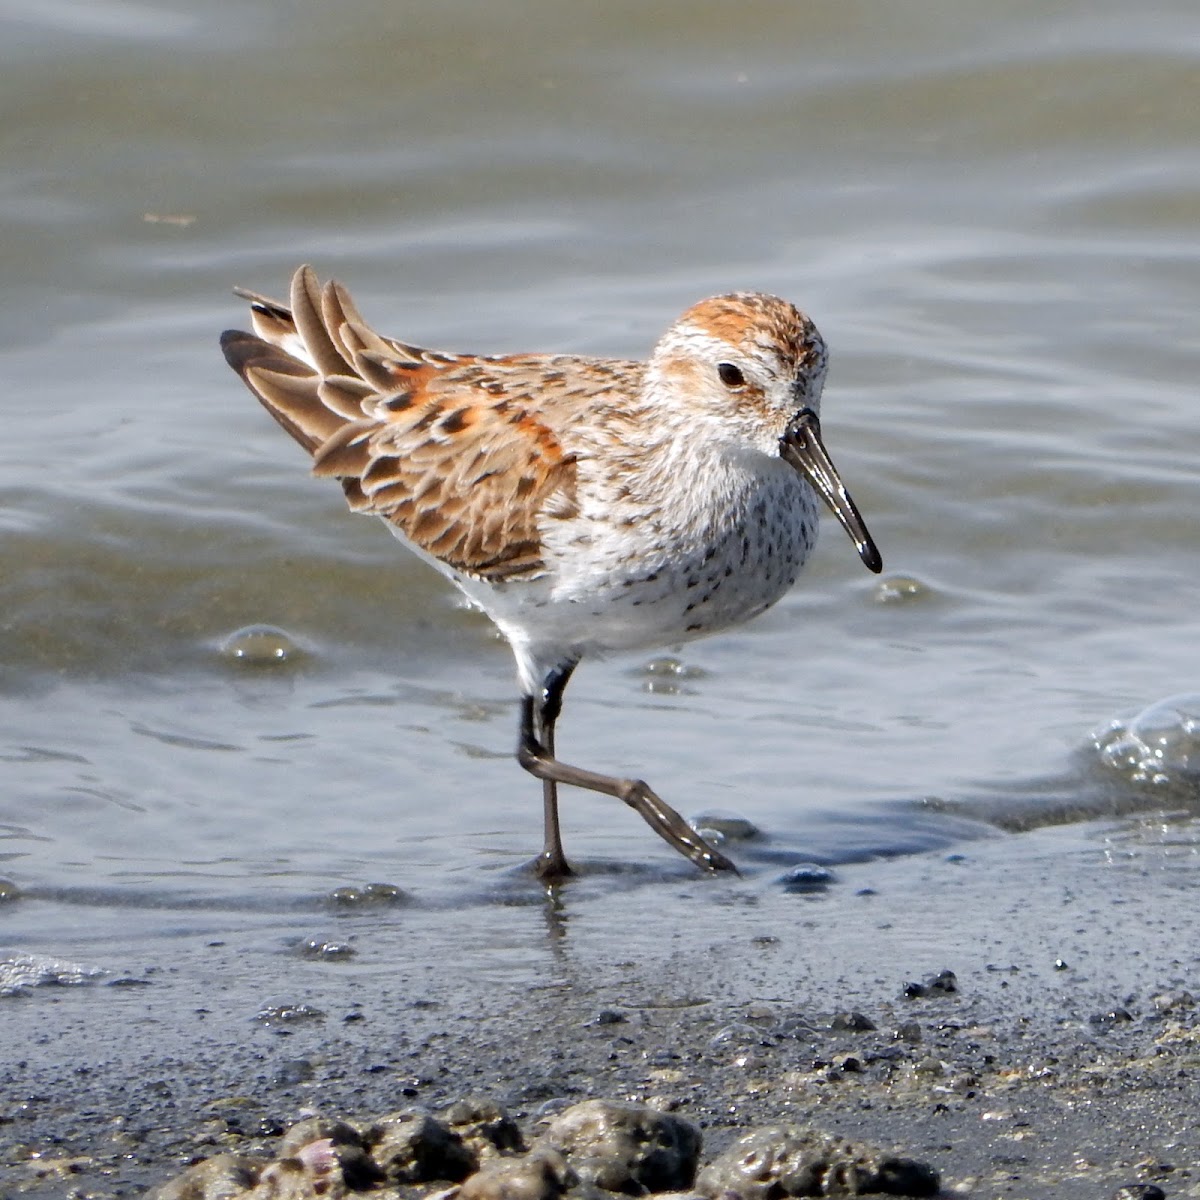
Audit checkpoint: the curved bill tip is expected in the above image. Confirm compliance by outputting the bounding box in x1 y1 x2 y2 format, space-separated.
780 412 883 575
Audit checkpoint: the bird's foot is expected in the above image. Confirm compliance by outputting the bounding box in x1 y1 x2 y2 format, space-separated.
619 780 740 876
533 848 574 883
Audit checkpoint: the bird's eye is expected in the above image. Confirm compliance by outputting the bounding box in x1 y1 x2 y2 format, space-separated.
717 362 745 389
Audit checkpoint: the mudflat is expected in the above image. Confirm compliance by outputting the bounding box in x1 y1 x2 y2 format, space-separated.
3 815 1197 1200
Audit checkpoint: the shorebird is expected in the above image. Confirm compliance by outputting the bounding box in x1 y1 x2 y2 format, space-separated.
221 267 881 879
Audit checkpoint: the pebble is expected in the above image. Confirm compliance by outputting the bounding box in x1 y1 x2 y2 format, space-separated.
902 970 958 999
456 1149 575 1200
443 1096 526 1161
277 1118 363 1156
271 1059 315 1086
695 1125 939 1198
535 1098 701 1193
588 1009 628 1027
830 1011 877 1033
154 1153 260 1200
777 863 836 893
253 1142 344 1200
709 1022 765 1049
150 1099 943 1200
1151 990 1194 1013
1090 1007 1135 1028
365 1107 478 1184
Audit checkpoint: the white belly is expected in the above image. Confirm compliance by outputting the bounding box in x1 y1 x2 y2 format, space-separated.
384 454 821 693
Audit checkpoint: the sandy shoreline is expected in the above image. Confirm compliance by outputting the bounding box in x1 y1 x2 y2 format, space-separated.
3 814 1199 1199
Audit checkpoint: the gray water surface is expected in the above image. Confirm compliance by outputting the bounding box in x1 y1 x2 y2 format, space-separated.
2 0 1199 943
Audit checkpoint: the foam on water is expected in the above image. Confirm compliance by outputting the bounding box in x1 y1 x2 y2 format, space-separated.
1092 693 1200 789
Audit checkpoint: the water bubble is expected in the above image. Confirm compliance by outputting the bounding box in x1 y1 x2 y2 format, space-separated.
873 575 931 605
641 656 703 678
219 624 301 666
0 953 104 996
328 881 407 908
708 1022 763 1049
1090 693 1200 788
689 810 759 842
299 937 357 961
254 1002 326 1026
637 656 706 695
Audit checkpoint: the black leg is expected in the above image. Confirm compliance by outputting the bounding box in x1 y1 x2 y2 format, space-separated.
517 665 737 876
533 661 576 880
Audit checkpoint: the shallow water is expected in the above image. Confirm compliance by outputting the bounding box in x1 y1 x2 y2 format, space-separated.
2 0 1200 950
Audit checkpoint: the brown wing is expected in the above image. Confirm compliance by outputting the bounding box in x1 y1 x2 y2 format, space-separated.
220 266 591 582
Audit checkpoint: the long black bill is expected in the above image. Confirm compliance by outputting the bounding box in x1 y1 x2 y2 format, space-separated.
780 409 883 574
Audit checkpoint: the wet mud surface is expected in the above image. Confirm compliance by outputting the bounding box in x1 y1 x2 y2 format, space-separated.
3 817 1199 1200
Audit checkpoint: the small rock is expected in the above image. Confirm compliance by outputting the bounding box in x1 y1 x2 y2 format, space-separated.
589 1010 628 1027
903 970 957 999
456 1150 576 1200
1112 1186 1167 1200
443 1098 526 1160
775 1014 819 1040
152 1154 260 1200
777 864 836 893
536 1098 702 1194
277 1118 364 1157
1151 990 1194 1013
893 1022 922 1045
365 1107 477 1184
272 1060 315 1086
743 1004 777 1027
1089 1007 1134 1028
695 1125 939 1198
830 1012 876 1033
709 1023 765 1050
251 1140 354 1200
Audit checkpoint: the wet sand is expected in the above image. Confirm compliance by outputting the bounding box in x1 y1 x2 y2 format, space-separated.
3 814 1199 1200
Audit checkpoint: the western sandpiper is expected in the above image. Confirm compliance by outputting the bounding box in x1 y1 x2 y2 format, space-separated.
221 267 881 879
